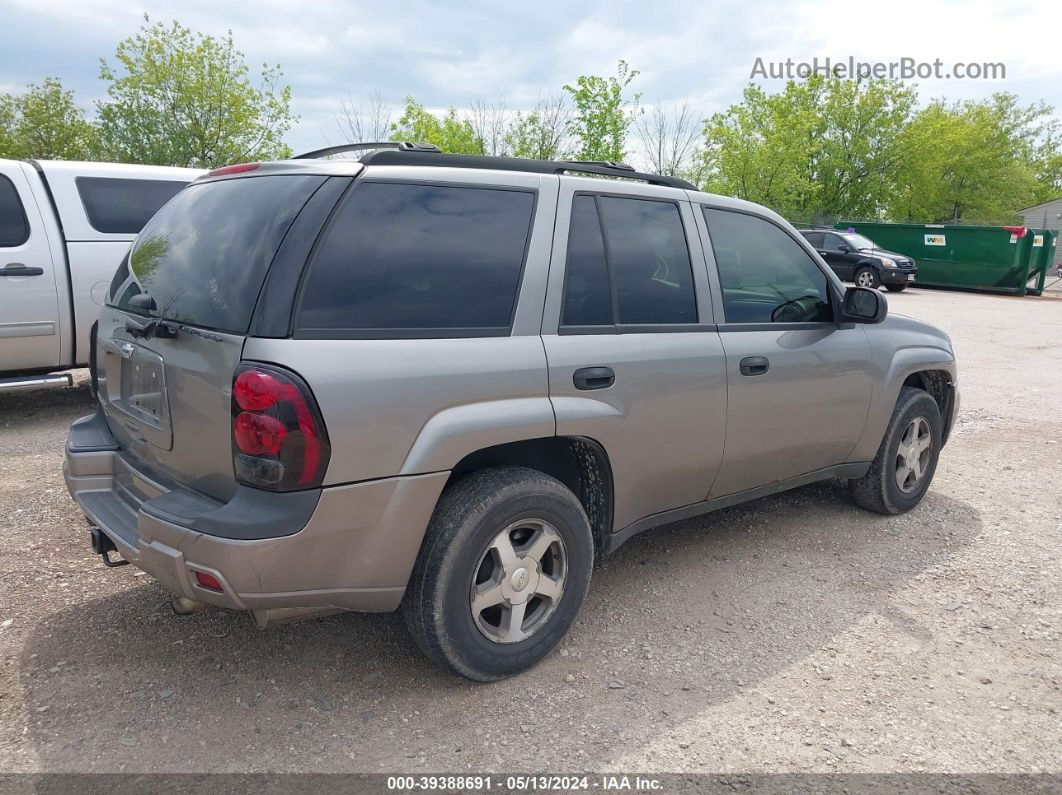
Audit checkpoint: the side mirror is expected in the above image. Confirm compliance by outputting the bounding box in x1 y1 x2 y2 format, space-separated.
841 286 887 324
838 243 851 253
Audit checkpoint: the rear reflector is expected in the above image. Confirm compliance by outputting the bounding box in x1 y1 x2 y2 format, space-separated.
194 571 224 592
207 162 260 177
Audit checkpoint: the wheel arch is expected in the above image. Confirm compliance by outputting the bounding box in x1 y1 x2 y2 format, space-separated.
848 349 958 461
444 436 615 557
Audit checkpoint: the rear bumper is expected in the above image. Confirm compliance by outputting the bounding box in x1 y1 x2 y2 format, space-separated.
64 408 448 619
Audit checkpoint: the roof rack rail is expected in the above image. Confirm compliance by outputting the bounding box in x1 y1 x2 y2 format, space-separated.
293 141 441 159
356 149 697 190
567 159 636 172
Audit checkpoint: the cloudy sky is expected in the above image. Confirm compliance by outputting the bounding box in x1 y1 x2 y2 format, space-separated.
2 0 1060 155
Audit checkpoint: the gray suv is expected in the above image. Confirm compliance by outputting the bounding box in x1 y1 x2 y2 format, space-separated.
64 145 959 680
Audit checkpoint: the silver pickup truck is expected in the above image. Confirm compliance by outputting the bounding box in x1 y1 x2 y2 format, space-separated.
63 145 959 681
0 158 200 390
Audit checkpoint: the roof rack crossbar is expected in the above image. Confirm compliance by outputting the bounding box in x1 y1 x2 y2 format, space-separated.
293 141 441 159
356 149 697 190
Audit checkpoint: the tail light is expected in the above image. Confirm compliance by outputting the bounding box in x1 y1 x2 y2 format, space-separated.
231 363 330 491
208 162 260 177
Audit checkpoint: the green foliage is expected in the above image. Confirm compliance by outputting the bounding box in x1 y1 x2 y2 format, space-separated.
564 60 640 162
389 98 480 154
701 78 1062 224
0 78 98 160
815 78 916 218
889 93 1050 223
702 76 916 219
96 15 295 167
701 81 822 216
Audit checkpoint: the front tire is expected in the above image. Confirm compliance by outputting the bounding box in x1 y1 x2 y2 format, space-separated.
854 267 881 289
850 387 942 515
403 467 594 681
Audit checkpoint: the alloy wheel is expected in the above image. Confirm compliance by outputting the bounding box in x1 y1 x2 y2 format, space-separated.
470 519 567 643
895 416 932 493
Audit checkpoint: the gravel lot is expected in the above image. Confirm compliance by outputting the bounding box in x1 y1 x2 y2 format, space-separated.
0 287 1059 775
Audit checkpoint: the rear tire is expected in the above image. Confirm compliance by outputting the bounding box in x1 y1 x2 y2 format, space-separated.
885 284 907 292
850 387 942 515
854 267 881 289
403 467 594 681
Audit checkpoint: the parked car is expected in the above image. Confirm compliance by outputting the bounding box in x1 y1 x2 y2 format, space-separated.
799 228 917 291
0 159 202 390
64 145 959 680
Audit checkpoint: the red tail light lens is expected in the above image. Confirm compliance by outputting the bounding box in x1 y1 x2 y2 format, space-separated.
231 363 330 491
234 370 282 411
234 412 287 455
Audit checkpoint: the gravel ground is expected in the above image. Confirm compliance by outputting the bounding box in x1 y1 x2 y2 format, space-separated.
0 287 1059 775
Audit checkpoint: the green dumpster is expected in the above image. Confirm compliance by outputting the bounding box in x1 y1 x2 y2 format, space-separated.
834 222 1046 296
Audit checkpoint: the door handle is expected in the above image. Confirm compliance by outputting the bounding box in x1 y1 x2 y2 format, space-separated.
0 263 45 277
739 356 769 376
573 366 615 391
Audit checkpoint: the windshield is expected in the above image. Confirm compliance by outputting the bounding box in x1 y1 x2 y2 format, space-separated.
108 175 325 333
840 232 878 250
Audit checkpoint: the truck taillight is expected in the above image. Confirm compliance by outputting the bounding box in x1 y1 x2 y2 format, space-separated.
231 363 330 491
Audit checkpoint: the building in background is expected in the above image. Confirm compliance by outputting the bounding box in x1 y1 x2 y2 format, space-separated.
1016 197 1062 265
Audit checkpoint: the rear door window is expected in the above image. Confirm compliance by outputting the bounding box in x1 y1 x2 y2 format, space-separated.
296 182 535 337
561 196 612 326
109 175 326 333
0 175 29 246
560 194 698 329
76 177 190 234
822 233 845 251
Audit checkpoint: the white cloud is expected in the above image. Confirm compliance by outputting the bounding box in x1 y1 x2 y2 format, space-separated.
0 0 1059 154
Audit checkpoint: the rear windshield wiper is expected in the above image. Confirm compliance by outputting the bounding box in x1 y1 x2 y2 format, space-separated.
125 315 223 343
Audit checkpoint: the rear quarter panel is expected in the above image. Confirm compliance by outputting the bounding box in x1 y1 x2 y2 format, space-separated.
241 167 560 484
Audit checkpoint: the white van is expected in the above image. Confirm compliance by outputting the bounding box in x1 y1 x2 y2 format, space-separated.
0 159 202 390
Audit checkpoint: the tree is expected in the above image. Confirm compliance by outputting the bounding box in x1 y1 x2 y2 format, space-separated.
335 89 392 146
468 97 509 156
96 16 296 167
813 78 916 218
564 60 640 162
634 101 702 178
888 94 1051 224
0 78 98 160
701 81 821 217
389 97 480 154
701 76 917 221
505 94 572 160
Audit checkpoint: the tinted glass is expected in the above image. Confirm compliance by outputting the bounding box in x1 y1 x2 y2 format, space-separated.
703 208 833 324
801 231 824 247
822 233 845 251
110 175 325 333
561 196 611 326
0 175 29 247
77 177 190 234
599 197 697 325
298 183 535 333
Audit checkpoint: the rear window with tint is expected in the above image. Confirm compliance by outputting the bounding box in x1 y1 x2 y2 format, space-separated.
297 182 535 336
76 177 190 234
109 175 325 333
0 175 30 247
